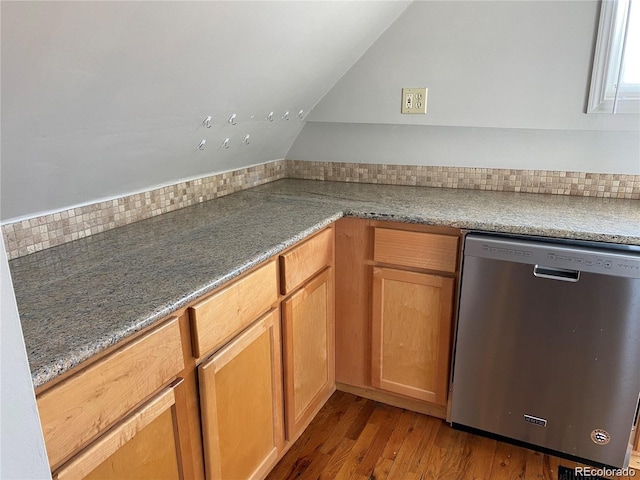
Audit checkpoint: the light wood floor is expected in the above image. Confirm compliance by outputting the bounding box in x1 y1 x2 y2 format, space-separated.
267 391 636 480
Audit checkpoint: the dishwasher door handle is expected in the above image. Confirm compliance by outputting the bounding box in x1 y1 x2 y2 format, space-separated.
533 265 581 282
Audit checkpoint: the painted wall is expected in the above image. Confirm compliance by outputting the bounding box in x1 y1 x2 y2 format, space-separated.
290 1 640 173
288 123 639 174
1 239 51 479
1 1 410 221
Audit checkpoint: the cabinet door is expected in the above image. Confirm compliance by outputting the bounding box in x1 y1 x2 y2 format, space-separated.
631 428 640 469
198 309 284 480
371 267 454 406
54 379 193 480
281 267 335 439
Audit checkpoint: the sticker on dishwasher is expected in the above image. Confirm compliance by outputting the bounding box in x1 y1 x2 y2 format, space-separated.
590 429 611 445
524 414 547 427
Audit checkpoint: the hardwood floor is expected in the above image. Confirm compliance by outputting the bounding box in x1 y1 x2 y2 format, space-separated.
267 391 637 480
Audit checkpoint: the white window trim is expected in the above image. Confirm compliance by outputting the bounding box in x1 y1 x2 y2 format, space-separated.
587 0 640 114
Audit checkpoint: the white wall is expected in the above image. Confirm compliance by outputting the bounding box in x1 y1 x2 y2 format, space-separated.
0 1 410 221
288 123 640 174
291 1 640 173
3 1 638 220
1 239 51 479
1 5 51 476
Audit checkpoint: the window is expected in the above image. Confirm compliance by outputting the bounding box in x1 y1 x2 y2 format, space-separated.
587 0 640 114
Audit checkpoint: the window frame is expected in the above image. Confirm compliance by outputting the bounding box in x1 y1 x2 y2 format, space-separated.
587 0 640 114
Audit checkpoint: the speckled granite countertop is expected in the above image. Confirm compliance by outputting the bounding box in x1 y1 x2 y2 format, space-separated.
8 179 639 388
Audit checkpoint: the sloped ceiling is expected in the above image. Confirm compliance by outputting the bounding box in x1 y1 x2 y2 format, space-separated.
0 1 410 221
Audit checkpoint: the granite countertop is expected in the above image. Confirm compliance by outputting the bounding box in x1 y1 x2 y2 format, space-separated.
8 179 640 388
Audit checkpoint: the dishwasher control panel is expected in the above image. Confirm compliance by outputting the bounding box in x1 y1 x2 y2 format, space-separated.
467 235 640 279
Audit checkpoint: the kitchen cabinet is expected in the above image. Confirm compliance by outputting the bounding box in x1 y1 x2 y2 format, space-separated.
335 218 460 417
54 380 192 480
280 227 335 440
281 267 335 439
631 429 640 469
279 226 333 295
371 267 454 406
21 177 639 477
34 218 463 479
198 309 284 480
36 317 194 478
372 227 458 273
190 259 282 480
189 260 278 358
371 228 457 406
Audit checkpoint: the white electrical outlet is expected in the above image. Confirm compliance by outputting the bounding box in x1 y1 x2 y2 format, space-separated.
401 87 427 114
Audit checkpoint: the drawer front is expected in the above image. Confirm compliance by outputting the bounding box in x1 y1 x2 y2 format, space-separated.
280 227 333 295
190 260 278 358
373 228 458 273
38 317 184 469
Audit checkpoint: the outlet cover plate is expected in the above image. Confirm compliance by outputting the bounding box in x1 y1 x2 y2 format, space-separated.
401 87 427 114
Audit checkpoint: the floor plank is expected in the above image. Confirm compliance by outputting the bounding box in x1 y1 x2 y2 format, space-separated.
489 439 528 479
524 450 545 480
320 437 356 480
407 416 441 476
266 392 639 480
344 399 377 441
458 432 497 480
321 395 371 455
421 424 469 480
380 409 418 462
267 392 348 479
334 419 381 479
354 406 398 476
385 414 432 479
370 457 393 480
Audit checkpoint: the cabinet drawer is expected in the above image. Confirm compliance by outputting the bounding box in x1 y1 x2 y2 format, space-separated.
190 260 278 358
373 228 458 273
280 227 333 295
37 318 184 469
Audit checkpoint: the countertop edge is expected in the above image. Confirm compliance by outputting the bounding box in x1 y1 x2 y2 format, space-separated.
345 211 640 245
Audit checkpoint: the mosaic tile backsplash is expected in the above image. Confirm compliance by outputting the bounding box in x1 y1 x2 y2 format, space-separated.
3 159 639 260
3 160 285 260
287 160 640 198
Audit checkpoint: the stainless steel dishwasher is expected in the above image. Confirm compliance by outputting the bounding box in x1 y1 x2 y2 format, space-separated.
450 233 640 468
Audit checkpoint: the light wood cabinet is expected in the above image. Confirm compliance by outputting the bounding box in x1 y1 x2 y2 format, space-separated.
279 227 333 295
54 380 193 480
190 260 278 358
37 317 186 472
281 267 335 439
371 267 454 406
33 225 339 480
373 228 458 273
631 428 640 469
335 218 460 418
370 226 459 409
198 309 284 480
36 218 464 480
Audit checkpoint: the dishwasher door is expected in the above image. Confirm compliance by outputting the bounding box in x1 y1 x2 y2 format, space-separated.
450 234 640 468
